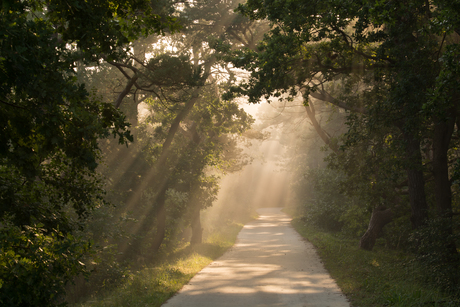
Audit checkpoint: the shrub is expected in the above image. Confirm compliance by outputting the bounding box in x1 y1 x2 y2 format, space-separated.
0 218 91 306
300 168 368 235
408 216 460 294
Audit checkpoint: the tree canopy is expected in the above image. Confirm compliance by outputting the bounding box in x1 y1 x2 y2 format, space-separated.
5 0 460 303
96 0 262 259
223 0 460 287
0 1 177 305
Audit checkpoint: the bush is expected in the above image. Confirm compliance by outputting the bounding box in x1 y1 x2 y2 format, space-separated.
0 218 91 306
299 168 368 234
381 210 412 250
408 216 460 294
298 169 345 231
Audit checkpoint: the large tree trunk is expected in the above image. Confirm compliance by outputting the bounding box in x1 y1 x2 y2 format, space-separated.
190 207 203 245
432 111 458 257
360 206 393 251
404 133 429 229
432 112 455 218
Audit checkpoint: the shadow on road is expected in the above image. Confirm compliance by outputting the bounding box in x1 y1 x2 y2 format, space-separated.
163 208 349 307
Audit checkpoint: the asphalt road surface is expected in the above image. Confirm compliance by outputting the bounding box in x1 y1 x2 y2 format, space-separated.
162 207 350 307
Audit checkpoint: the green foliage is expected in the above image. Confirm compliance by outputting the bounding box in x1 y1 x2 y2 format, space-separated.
0 0 178 305
64 201 139 303
226 0 460 268
299 168 369 235
133 80 254 247
70 219 244 307
0 217 91 307
147 54 202 88
42 0 178 62
409 217 460 293
291 217 460 307
300 168 347 232
381 211 413 250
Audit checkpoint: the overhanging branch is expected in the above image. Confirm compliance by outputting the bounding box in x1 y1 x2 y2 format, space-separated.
115 75 139 108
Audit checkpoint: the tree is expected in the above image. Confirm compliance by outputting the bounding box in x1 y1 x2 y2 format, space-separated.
100 0 266 258
114 62 253 257
0 1 177 305
224 0 460 263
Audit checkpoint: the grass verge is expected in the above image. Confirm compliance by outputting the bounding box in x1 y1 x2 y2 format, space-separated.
71 221 244 307
289 217 460 307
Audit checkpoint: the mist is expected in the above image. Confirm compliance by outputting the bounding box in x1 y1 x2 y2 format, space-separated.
201 104 292 239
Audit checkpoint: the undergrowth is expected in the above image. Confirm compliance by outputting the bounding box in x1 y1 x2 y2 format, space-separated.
290 217 460 307
72 207 460 307
70 221 244 307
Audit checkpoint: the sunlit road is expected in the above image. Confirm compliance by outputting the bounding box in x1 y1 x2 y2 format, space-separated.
162 208 349 307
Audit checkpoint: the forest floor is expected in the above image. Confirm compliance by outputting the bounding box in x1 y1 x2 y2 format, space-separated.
162 207 349 307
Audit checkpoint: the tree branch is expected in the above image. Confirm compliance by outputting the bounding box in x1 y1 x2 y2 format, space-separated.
0 99 26 109
304 99 339 153
115 75 139 108
309 90 367 113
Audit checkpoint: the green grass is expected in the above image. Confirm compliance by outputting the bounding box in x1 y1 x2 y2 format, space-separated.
71 221 244 307
290 217 460 307
73 208 459 307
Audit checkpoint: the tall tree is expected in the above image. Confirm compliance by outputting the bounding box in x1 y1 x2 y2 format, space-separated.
223 0 460 252
103 0 266 257
0 1 176 305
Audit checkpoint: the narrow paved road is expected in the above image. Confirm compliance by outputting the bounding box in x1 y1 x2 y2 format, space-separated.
163 208 350 307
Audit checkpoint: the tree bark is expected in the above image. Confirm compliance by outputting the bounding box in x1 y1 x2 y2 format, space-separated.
115 75 139 108
304 100 339 154
124 91 203 254
190 207 203 245
432 110 457 256
403 133 429 229
432 112 455 217
359 206 393 251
